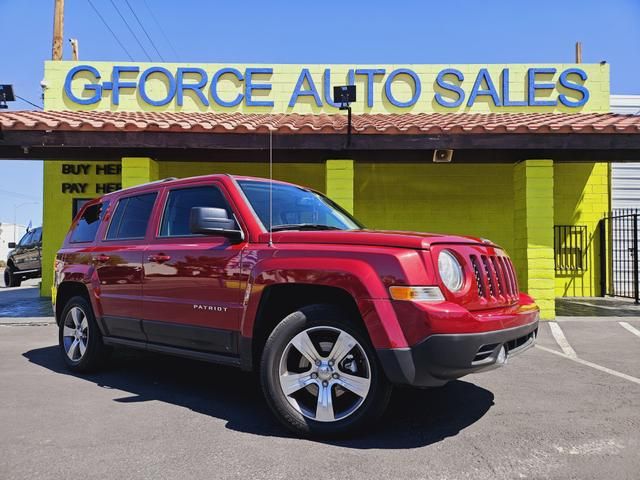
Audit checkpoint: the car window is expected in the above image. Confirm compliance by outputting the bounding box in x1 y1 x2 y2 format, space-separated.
70 201 110 243
159 185 235 237
33 228 42 243
18 230 34 246
106 193 157 240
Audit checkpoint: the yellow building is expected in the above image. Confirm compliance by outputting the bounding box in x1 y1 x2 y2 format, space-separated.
1 60 633 319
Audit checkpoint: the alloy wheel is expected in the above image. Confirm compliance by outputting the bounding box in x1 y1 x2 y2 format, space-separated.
62 306 89 362
278 326 371 423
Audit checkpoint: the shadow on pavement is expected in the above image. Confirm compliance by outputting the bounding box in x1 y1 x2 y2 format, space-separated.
0 284 53 318
23 344 493 448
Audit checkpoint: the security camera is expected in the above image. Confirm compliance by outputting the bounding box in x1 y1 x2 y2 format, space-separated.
433 149 453 163
40 79 49 90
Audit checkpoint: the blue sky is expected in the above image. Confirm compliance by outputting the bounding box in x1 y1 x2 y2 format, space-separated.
1 0 639 227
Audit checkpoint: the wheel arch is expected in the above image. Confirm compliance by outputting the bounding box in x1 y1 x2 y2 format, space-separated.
55 281 92 326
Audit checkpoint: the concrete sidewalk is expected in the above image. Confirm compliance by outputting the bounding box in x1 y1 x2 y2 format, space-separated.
0 275 54 323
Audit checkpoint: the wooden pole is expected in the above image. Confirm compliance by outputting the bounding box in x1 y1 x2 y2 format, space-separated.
70 38 79 61
52 0 64 60
575 41 582 63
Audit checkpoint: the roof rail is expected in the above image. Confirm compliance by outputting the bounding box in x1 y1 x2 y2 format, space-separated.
114 177 178 194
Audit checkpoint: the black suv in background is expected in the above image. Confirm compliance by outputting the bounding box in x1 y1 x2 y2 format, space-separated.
4 227 42 287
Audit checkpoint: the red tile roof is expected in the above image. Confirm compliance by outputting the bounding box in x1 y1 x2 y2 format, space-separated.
1 110 640 135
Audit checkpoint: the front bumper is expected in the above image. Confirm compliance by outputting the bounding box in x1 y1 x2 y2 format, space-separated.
377 317 539 387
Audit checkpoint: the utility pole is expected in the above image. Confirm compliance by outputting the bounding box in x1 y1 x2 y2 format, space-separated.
575 41 582 63
52 0 64 60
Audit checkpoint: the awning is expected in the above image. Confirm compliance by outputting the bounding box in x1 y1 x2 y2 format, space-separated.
1 110 640 162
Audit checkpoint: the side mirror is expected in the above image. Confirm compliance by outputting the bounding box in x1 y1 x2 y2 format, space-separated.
8 242 15 249
189 207 244 241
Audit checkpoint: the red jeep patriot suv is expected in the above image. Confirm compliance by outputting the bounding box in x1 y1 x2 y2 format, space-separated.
54 174 538 437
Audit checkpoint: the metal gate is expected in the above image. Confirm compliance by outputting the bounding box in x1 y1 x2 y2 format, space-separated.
600 209 640 303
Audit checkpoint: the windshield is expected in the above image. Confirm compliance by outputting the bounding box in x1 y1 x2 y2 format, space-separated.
238 180 363 231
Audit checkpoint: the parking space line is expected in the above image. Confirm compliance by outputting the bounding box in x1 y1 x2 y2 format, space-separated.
619 322 640 338
536 345 640 386
548 322 577 358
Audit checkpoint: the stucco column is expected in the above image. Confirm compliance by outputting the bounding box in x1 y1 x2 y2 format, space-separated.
325 159 354 214
513 160 555 319
121 157 159 188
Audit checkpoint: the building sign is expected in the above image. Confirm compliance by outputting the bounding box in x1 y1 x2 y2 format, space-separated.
60 163 121 195
45 61 610 114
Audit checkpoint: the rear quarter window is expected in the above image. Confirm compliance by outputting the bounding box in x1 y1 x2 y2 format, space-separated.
69 201 110 243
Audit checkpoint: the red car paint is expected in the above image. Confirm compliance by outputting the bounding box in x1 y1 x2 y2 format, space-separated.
54 174 538 374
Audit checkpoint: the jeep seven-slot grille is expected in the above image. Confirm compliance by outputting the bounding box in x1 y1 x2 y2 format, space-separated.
470 254 518 302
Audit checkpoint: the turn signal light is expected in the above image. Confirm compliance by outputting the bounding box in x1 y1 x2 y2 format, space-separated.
389 286 445 302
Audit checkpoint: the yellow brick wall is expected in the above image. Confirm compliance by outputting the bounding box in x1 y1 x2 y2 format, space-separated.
513 160 555 319
354 163 516 254
326 160 354 213
121 157 159 188
554 162 610 296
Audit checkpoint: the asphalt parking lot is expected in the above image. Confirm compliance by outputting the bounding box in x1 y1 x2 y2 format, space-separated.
1 284 639 480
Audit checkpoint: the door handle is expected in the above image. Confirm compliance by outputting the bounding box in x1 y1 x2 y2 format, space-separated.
148 254 171 263
93 254 110 263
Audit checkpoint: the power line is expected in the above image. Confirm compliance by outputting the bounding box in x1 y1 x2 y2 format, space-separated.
142 0 181 61
109 0 152 61
15 95 43 110
0 189 41 202
123 0 165 61
86 0 134 61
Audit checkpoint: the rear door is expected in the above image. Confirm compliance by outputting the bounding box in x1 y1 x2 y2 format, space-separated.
93 191 158 340
141 181 246 355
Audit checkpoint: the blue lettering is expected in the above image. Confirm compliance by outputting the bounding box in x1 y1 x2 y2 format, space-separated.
501 68 527 107
384 69 421 108
558 68 589 108
210 68 244 107
245 68 274 107
111 66 139 105
176 67 209 107
434 69 465 108
289 68 322 107
64 65 102 105
527 67 557 107
355 68 385 107
139 67 176 106
467 68 501 107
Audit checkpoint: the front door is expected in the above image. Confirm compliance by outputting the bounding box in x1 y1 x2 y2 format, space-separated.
141 182 245 355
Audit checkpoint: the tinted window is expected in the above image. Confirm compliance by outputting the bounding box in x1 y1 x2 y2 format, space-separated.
70 202 109 243
32 228 42 243
18 230 34 246
238 181 362 231
106 193 157 240
160 185 234 237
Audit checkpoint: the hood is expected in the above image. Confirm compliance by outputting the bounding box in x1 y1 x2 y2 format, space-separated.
258 229 499 250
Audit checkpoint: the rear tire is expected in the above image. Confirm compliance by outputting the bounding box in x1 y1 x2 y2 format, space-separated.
4 268 21 287
260 304 392 438
58 295 110 372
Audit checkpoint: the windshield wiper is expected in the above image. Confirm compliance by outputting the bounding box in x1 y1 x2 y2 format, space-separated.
271 223 343 232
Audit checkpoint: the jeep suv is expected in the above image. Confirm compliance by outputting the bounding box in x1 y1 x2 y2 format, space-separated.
53 175 538 437
4 227 42 287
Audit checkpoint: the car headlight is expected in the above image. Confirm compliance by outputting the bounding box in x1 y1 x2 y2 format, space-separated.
438 250 464 292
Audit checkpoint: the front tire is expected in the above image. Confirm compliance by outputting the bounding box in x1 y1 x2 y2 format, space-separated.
260 304 392 438
58 295 109 372
4 268 21 287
